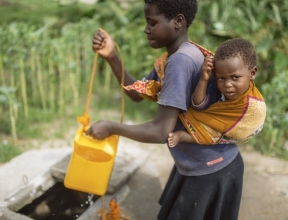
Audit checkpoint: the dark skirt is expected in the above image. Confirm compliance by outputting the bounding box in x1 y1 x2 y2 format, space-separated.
158 153 244 220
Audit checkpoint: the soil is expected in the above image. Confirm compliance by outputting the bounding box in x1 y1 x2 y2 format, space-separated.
238 147 288 220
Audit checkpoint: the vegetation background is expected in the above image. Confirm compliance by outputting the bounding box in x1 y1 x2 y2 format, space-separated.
0 0 288 163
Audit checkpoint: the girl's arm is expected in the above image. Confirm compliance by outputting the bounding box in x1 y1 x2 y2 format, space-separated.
92 28 143 102
85 104 180 143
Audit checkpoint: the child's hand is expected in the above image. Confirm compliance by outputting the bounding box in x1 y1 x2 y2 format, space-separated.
92 28 115 59
201 55 214 81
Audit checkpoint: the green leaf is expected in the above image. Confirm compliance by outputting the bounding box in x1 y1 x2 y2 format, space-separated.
271 3 282 25
274 52 288 72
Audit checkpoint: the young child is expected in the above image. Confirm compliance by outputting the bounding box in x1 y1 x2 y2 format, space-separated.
168 38 266 147
87 0 244 219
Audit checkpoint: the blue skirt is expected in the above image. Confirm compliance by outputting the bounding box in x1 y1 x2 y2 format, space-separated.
158 153 244 220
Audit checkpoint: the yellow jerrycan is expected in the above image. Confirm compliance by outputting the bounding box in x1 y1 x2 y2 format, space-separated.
64 49 125 196
64 125 119 195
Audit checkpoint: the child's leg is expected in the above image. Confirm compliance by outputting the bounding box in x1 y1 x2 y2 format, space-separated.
168 130 196 147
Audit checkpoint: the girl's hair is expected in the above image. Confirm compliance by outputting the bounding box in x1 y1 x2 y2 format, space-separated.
214 38 257 69
144 0 197 27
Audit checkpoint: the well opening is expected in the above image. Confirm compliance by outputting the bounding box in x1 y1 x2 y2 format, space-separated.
17 182 98 220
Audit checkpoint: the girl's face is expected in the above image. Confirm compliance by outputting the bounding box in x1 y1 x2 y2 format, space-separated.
143 4 178 49
214 56 257 100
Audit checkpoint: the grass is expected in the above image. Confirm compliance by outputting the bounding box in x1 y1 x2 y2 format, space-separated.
0 140 22 163
0 0 97 26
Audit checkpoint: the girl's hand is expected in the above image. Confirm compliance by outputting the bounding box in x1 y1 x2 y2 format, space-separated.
201 55 214 81
85 120 113 140
92 28 116 59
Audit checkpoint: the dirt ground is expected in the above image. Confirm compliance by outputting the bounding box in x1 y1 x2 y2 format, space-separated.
238 147 288 220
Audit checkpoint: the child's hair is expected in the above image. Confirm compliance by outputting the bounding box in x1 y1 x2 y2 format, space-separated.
214 38 257 69
144 0 197 27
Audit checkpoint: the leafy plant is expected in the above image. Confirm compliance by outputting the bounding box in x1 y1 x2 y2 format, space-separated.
253 70 288 159
0 140 22 163
0 86 20 143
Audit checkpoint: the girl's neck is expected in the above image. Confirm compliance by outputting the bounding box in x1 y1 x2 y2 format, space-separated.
166 35 189 56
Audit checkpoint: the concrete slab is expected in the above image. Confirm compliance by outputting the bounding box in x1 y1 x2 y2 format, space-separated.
0 148 72 219
0 207 33 220
0 148 72 202
0 137 157 219
107 137 152 194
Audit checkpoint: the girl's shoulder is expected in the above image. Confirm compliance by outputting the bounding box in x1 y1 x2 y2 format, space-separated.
170 42 204 65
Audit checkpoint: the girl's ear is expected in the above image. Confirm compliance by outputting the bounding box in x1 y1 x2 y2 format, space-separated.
174 14 185 29
250 66 257 80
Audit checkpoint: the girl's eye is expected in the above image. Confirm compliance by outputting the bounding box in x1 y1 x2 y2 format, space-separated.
232 76 239 80
146 19 156 27
217 77 224 81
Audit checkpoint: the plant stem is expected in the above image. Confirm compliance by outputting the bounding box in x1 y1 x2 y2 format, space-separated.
36 53 47 110
19 58 29 118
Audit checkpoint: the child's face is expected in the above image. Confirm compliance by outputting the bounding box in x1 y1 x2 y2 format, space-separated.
214 56 257 100
143 4 177 49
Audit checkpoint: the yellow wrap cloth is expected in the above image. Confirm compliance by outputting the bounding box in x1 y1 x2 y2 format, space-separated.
179 81 266 144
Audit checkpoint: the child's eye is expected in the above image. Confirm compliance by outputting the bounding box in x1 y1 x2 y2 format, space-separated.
232 76 239 80
217 77 224 81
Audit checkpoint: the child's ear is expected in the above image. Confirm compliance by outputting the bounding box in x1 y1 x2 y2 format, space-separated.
250 66 257 80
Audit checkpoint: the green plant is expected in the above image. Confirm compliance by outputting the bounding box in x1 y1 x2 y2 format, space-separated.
0 140 22 163
0 87 20 143
252 70 288 159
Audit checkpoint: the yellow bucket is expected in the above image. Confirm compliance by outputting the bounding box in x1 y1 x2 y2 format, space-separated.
64 127 119 195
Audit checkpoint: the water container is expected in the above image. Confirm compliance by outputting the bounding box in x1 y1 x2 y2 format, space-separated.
64 127 118 195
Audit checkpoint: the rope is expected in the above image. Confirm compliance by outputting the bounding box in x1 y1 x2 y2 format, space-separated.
84 51 99 115
84 42 125 125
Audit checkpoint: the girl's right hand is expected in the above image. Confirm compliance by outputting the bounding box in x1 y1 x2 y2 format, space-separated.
92 28 115 59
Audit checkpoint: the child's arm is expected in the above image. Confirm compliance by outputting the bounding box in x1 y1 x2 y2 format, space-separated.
192 56 214 106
